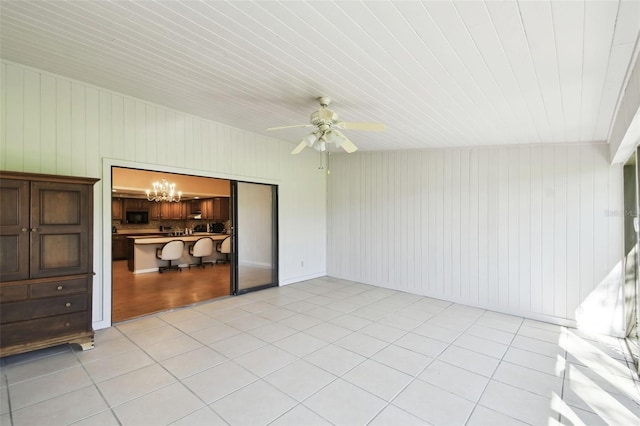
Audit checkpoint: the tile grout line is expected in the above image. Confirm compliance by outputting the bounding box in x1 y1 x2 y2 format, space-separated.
263 288 432 425
367 299 487 424
198 284 400 425
2 368 15 426
461 313 526 426
119 311 298 424
71 347 122 426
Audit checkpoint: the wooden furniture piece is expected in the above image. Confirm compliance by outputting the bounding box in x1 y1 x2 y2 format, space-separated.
124 198 150 212
112 198 123 220
112 234 127 260
0 171 99 357
198 197 230 221
213 197 230 221
147 199 187 220
200 198 214 220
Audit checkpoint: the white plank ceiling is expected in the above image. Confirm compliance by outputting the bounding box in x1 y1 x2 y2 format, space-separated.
1 0 639 151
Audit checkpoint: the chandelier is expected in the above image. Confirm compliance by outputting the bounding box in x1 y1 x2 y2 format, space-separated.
146 179 181 203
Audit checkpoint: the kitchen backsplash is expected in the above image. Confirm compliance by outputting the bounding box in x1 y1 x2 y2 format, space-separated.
112 219 228 233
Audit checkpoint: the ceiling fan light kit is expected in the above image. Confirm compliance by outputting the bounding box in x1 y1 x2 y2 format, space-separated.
267 97 385 155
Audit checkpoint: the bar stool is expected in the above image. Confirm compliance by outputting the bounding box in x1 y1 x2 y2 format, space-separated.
216 236 231 263
155 240 184 273
188 237 214 268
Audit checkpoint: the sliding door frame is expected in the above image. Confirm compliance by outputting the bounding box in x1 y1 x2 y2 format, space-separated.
230 180 279 295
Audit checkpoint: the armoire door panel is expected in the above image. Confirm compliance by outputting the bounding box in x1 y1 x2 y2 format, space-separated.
0 179 29 281
39 234 82 270
40 189 81 225
29 181 91 279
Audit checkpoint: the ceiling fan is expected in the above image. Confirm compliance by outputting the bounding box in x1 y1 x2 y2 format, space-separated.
266 97 385 154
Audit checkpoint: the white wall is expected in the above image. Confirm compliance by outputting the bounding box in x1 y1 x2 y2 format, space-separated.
327 144 625 330
1 61 327 330
609 47 640 164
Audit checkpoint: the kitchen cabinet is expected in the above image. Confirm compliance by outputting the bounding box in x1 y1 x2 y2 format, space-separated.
171 202 186 219
160 202 183 220
198 198 229 220
149 201 186 220
190 200 202 215
200 198 214 220
149 202 161 220
112 234 127 260
219 197 230 221
124 198 149 211
112 198 123 220
213 197 230 221
0 171 98 357
159 202 171 219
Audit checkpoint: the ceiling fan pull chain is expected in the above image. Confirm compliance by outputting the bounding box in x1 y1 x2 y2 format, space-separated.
318 151 324 170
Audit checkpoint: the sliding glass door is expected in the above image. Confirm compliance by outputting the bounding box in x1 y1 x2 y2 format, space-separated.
231 181 278 294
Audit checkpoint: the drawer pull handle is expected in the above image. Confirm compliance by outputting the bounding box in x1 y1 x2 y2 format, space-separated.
65 322 71 327
31 228 38 232
57 286 63 290
21 228 27 232
65 302 71 307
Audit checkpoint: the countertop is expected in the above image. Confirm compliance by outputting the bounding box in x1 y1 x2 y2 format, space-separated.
113 230 170 236
131 233 229 245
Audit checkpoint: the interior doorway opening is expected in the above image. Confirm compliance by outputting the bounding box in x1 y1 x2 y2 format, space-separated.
111 166 232 322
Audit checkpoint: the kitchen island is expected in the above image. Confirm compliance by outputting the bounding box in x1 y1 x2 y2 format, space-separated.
127 233 229 273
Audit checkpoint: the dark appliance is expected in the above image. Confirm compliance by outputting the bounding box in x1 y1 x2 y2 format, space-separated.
193 224 208 233
126 211 149 224
210 222 225 233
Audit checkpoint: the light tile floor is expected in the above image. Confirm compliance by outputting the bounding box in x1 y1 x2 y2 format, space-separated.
1 277 639 425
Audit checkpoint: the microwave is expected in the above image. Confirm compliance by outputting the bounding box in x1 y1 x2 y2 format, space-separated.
126 211 149 224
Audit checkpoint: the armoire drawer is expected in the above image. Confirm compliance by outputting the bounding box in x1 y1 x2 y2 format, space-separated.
30 277 89 298
0 312 88 347
0 294 88 323
0 284 28 302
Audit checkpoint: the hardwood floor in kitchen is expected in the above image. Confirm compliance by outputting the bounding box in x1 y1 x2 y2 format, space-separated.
111 260 231 323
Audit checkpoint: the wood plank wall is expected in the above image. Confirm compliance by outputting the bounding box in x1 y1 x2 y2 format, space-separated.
327 145 624 326
1 61 327 328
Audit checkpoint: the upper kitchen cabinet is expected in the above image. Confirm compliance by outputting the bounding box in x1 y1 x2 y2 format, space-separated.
199 198 229 221
124 198 149 211
169 202 185 220
200 198 214 220
112 198 123 220
189 200 202 216
214 198 230 221
159 202 171 220
149 202 161 220
149 201 187 220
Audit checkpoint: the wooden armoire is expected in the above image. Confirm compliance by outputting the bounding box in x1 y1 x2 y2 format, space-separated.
0 171 99 357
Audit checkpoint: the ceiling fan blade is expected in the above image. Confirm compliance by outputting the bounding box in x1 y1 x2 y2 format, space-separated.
266 124 313 131
336 121 385 132
339 136 358 153
291 141 307 155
